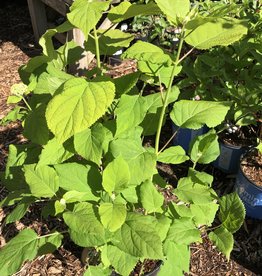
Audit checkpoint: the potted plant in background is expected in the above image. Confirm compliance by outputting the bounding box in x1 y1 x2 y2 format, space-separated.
0 0 250 275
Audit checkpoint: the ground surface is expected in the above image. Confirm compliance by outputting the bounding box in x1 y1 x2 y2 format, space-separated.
0 1 262 276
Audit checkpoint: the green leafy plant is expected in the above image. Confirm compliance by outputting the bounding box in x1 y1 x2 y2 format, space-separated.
0 0 249 275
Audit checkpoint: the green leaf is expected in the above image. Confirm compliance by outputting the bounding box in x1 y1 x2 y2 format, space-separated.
38 138 73 166
219 192 245 233
154 215 172 242
85 29 134 56
55 162 101 196
67 0 110 39
159 241 190 276
174 177 215 204
10 82 28 97
46 78 115 143
209 227 234 260
24 164 59 198
63 202 105 247
155 0 190 25
113 213 163 259
84 265 111 276
187 169 213 187
37 232 63 256
122 41 172 65
5 197 35 224
108 1 161 23
171 100 231 129
256 142 262 154
74 123 107 165
185 17 248 50
54 200 66 215
102 155 130 194
189 129 220 164
139 180 164 214
107 245 138 276
0 229 38 276
63 190 98 203
99 202 127 232
115 95 148 135
190 203 219 227
113 72 140 98
166 217 201 245
23 104 49 145
157 146 189 164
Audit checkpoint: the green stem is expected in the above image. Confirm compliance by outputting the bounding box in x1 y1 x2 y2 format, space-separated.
93 26 101 69
155 25 185 154
37 231 67 239
22 96 32 111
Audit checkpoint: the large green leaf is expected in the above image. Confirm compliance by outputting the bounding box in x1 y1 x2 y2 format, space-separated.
113 72 140 98
85 29 134 56
99 202 127 232
185 17 248 50
122 41 172 65
38 138 73 166
74 123 108 165
170 100 231 129
24 164 59 198
63 202 105 247
108 1 161 23
157 146 189 164
0 229 38 276
37 231 63 256
113 213 163 259
190 203 219 227
209 227 234 260
115 95 148 136
84 265 111 276
155 0 190 25
159 241 190 276
166 217 201 245
46 78 115 143
67 0 110 39
219 192 245 233
139 180 164 214
189 129 220 164
54 162 101 196
106 245 138 276
102 155 130 194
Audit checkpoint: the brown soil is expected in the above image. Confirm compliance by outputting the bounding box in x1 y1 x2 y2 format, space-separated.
0 1 262 276
241 151 262 187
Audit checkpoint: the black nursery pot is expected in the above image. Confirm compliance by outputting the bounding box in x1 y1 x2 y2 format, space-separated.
213 141 248 174
235 150 262 220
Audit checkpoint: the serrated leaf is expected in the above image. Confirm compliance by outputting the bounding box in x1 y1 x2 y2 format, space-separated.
55 162 101 197
219 192 245 233
84 265 111 276
108 1 161 23
157 146 189 164
0 229 38 276
174 177 216 204
189 129 220 164
166 217 201 245
185 17 248 50
139 180 164 214
107 245 138 276
102 155 130 194
171 100 231 129
46 78 115 143
155 0 190 25
122 41 172 65
99 203 127 232
209 227 234 260
74 123 107 164
23 104 49 145
191 203 219 227
85 29 134 56
115 95 148 136
38 138 73 166
24 164 58 198
67 0 110 39
159 241 190 276
113 213 163 259
63 202 105 247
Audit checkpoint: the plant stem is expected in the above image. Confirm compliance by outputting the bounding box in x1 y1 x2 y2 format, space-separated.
22 96 32 111
37 230 67 239
158 129 178 153
155 25 185 154
93 26 101 69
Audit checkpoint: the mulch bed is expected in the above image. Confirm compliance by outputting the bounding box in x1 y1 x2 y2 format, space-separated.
0 1 262 275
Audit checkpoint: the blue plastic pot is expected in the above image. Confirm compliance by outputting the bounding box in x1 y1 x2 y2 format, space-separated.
213 142 247 174
172 125 209 152
235 160 262 220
